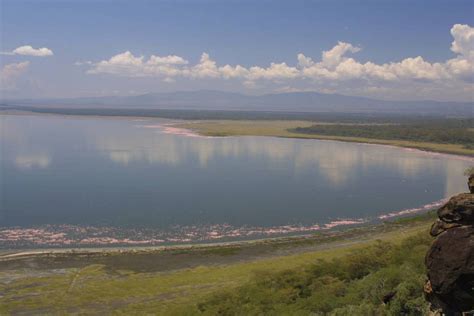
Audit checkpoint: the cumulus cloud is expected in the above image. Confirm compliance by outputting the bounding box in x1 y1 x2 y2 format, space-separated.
2 45 53 57
450 24 474 58
0 61 30 90
86 51 189 78
81 24 474 99
191 53 220 78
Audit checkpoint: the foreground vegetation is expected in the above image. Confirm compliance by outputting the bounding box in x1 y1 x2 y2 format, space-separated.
0 216 434 315
192 233 431 315
179 119 474 156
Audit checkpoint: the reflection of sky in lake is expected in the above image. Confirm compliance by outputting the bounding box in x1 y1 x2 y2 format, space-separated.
0 114 472 232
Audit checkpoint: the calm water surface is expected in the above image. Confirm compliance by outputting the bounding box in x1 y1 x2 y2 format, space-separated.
0 114 472 247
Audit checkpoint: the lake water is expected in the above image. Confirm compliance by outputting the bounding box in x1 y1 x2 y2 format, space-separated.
0 114 472 248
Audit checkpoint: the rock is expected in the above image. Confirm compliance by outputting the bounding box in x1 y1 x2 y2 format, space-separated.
425 175 474 314
382 291 396 304
425 225 474 313
437 193 474 225
429 219 461 237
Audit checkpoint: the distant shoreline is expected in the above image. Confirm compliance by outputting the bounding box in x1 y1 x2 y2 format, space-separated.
177 120 474 157
2 109 473 157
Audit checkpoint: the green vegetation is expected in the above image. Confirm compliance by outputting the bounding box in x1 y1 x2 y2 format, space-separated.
191 233 432 315
0 219 433 315
292 119 474 150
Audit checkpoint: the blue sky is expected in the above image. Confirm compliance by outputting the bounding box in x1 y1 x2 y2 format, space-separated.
1 0 473 101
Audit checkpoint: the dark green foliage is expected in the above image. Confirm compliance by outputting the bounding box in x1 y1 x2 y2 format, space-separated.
193 233 433 315
291 120 474 148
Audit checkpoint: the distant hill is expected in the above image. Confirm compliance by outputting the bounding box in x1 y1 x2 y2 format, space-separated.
3 90 473 117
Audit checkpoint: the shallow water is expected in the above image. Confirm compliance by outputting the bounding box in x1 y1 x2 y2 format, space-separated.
0 114 472 247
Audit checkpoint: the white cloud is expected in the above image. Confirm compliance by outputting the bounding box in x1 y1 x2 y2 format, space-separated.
248 62 299 81
148 55 188 65
321 41 361 68
82 24 474 99
190 53 220 78
2 45 54 57
86 51 190 78
0 61 30 90
450 24 474 58
219 64 249 79
297 53 314 68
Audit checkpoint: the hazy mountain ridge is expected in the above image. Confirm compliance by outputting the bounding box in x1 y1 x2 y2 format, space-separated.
3 90 473 116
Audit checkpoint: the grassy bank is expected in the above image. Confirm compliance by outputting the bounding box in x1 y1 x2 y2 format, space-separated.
0 215 435 315
178 120 474 156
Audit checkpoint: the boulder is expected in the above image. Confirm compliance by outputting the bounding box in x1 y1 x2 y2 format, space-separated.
429 219 461 237
437 193 474 225
425 177 474 314
425 225 474 313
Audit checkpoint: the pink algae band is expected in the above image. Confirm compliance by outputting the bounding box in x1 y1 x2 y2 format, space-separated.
0 219 367 248
0 200 444 248
378 198 447 220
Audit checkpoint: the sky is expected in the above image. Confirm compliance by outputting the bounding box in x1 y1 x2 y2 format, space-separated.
0 0 473 101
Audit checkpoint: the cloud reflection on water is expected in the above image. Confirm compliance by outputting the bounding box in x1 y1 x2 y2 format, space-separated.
91 122 463 190
14 154 51 169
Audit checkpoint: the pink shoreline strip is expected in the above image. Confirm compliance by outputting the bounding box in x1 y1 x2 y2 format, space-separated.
136 124 209 138
0 199 444 247
378 198 447 220
0 219 367 246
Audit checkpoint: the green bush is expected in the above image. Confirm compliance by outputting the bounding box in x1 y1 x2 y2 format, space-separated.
192 232 432 315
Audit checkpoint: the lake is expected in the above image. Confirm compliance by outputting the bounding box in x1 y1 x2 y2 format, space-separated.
0 114 472 248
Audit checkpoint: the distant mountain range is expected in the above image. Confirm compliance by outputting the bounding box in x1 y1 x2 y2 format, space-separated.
3 90 473 117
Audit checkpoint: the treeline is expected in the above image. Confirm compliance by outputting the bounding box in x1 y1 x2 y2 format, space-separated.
183 232 432 315
292 120 474 148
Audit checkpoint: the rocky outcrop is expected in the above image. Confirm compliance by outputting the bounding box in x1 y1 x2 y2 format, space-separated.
425 179 474 314
437 193 474 225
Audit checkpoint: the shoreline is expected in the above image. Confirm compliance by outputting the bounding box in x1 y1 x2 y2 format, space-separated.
0 212 435 264
0 197 448 251
177 120 474 158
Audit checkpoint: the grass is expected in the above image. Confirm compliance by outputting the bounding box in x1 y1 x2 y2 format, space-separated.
0 218 433 315
178 120 474 156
